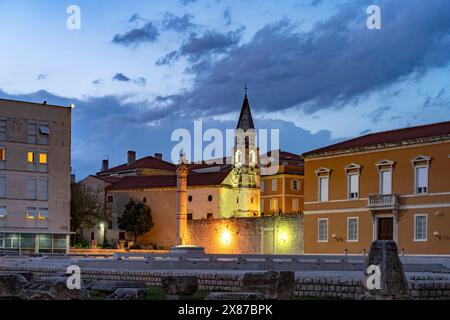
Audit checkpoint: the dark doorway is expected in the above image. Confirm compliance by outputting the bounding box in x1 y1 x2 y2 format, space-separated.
378 217 394 240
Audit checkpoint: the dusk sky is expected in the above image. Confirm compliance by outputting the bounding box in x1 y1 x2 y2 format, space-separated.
1 0 450 179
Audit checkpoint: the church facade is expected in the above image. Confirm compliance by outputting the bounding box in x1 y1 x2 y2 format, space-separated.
78 90 270 248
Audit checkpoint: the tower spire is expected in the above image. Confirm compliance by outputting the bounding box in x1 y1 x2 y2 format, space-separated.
236 83 254 131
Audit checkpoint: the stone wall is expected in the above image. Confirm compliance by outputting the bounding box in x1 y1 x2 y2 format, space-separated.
186 214 304 254
2 265 449 300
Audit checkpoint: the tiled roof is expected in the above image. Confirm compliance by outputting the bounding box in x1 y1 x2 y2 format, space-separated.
98 156 176 175
108 169 232 190
303 121 450 157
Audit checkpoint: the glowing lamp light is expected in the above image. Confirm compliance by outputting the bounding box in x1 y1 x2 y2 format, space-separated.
220 229 232 245
277 231 288 244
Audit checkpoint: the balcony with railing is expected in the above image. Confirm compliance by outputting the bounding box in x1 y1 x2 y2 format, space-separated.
367 194 399 210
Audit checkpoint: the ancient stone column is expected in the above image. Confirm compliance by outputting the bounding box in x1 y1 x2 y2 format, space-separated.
362 240 409 299
176 156 190 246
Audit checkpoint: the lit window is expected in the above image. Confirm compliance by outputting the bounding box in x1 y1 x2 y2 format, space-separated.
39 153 47 164
318 219 328 242
347 218 358 241
270 198 278 211
38 208 49 220
414 215 427 241
0 148 5 161
348 174 359 199
28 151 35 163
26 207 37 219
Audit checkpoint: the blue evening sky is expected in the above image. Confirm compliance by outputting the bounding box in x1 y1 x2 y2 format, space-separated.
1 0 449 179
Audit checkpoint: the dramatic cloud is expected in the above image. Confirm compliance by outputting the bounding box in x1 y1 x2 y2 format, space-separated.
112 22 159 47
0 88 338 179
146 0 450 122
112 73 147 86
113 73 131 82
156 28 243 65
162 13 195 33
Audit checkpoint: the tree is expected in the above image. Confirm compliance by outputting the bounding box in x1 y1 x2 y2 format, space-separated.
70 183 111 232
118 199 153 242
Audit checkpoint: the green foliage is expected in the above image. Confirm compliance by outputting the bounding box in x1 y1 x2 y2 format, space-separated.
70 183 112 231
72 233 89 248
118 199 153 242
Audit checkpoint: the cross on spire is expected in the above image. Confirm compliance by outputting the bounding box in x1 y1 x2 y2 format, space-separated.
244 83 248 97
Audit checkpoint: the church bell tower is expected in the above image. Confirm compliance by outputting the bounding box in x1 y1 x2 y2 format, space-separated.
231 85 260 217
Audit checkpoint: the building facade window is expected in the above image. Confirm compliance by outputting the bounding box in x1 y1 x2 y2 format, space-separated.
0 146 5 170
207 213 213 219
27 122 37 144
38 152 48 173
380 170 392 195
318 218 328 242
376 160 394 195
37 178 48 201
27 151 36 171
260 200 264 213
315 167 331 202
26 207 37 219
38 124 50 145
319 176 329 202
107 195 114 203
292 198 299 212
208 195 213 202
38 208 48 220
260 180 264 192
415 166 428 194
270 198 278 211
414 214 427 241
348 173 359 199
27 177 36 199
0 206 6 228
347 217 358 242
188 195 193 202
271 179 277 191
0 119 6 141
187 213 193 220
291 179 300 191
0 176 5 198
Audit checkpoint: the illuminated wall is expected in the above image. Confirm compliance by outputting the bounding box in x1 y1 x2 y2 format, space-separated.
185 214 303 254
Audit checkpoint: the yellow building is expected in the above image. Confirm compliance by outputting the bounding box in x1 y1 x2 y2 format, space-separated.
303 121 450 255
260 151 304 215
